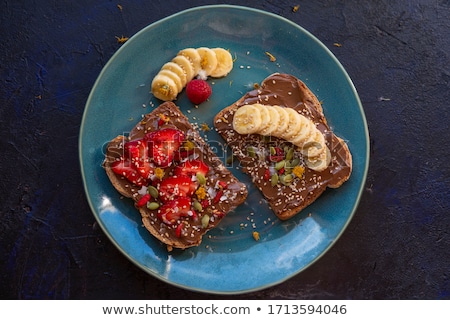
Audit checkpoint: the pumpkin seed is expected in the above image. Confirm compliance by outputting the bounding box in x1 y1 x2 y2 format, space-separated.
270 146 276 155
196 172 206 185
286 147 294 161
280 174 294 186
290 158 300 167
274 159 286 171
147 202 160 210
148 185 159 199
271 173 279 186
285 159 292 168
247 146 256 158
193 199 203 212
201 214 210 228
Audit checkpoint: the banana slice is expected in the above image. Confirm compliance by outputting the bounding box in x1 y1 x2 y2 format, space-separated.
259 105 280 136
281 108 304 141
172 55 195 82
158 69 183 93
196 47 218 76
210 48 233 78
256 104 271 133
178 48 202 76
271 106 290 137
151 74 178 101
290 115 313 147
151 47 233 101
161 62 187 87
232 105 262 134
231 103 330 170
305 146 331 172
299 129 326 158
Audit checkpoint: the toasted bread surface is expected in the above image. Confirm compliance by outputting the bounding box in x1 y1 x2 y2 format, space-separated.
214 73 352 220
103 102 248 250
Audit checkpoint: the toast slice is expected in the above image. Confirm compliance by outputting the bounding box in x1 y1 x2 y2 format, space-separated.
214 73 352 220
103 102 248 250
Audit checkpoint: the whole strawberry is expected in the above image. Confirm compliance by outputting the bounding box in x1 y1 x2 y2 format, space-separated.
186 79 212 104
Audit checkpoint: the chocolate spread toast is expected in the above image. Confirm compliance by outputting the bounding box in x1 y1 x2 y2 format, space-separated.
214 73 352 220
103 102 248 250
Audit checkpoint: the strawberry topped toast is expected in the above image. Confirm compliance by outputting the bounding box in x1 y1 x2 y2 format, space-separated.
103 102 248 251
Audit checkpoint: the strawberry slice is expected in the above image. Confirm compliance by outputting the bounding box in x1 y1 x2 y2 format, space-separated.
145 128 185 167
175 223 184 237
111 159 147 186
157 175 198 202
172 141 195 162
157 196 192 225
125 139 154 179
173 159 209 177
136 193 151 207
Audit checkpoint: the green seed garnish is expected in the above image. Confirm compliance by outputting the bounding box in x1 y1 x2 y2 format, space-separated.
147 202 160 210
196 172 206 185
247 146 256 158
286 147 294 160
275 159 286 171
280 174 294 186
271 173 279 186
193 199 203 212
290 158 300 167
270 146 276 155
148 185 159 199
201 214 210 228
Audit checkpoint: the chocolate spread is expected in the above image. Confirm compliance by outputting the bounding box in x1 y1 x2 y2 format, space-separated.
104 102 248 248
214 73 352 220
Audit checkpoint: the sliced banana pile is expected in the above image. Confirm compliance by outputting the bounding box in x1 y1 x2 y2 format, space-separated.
232 104 331 171
151 47 233 101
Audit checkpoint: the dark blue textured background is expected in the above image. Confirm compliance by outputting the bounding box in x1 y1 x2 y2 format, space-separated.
1 0 449 299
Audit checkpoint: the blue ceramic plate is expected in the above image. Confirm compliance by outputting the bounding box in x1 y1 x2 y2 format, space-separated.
80 5 368 294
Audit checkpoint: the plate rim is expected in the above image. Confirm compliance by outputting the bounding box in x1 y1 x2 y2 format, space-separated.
79 4 370 295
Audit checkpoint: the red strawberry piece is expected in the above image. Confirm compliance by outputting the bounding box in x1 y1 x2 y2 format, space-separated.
157 196 192 225
186 79 212 104
172 142 195 162
200 199 210 209
217 180 228 189
136 193 151 207
173 149 191 162
125 139 154 179
145 128 185 167
213 189 224 204
111 159 147 186
263 168 271 181
157 175 198 203
157 113 170 127
190 209 198 221
175 223 183 238
174 159 209 177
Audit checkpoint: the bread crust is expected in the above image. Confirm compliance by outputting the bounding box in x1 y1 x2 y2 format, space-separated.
214 73 352 220
103 102 248 250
